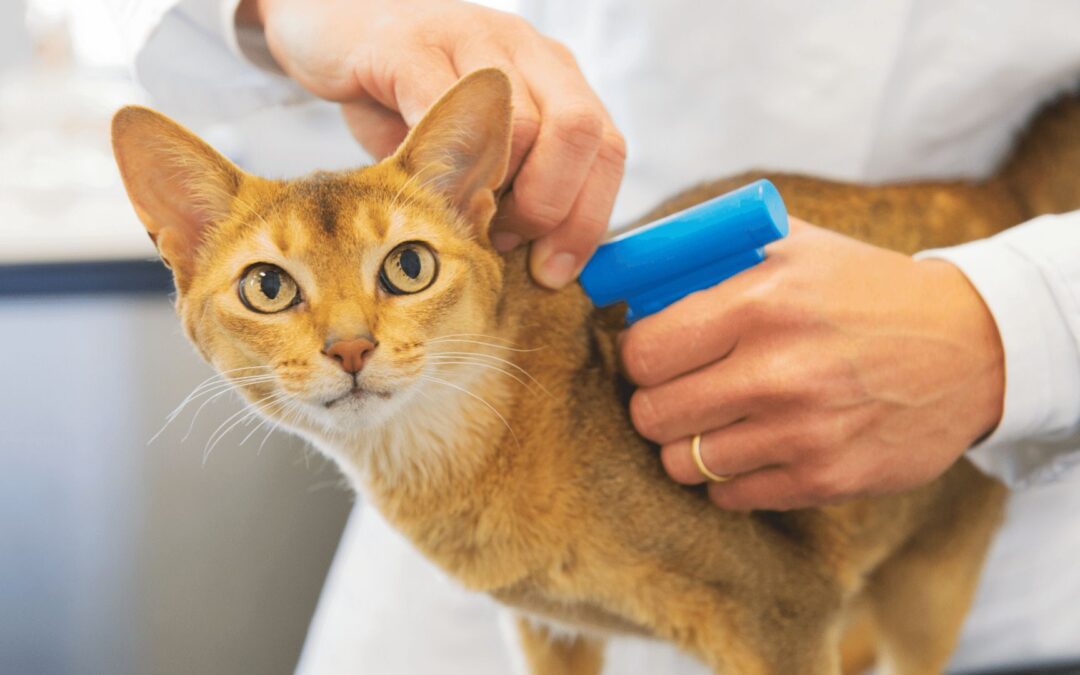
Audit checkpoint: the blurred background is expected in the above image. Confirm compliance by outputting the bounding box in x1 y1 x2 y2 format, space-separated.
0 1 354 673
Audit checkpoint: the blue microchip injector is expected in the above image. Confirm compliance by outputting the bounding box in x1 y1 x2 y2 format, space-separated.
579 179 789 323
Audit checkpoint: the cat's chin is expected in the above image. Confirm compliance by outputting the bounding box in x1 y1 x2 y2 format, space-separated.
297 383 420 438
323 385 394 409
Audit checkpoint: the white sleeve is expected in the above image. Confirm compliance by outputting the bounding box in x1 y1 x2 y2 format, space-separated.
917 212 1080 488
103 0 308 124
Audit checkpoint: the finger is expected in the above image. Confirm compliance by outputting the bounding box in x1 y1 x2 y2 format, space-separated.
629 357 756 444
447 53 541 253
526 122 625 288
495 47 609 244
660 420 791 485
395 52 462 127
618 266 770 387
350 48 460 128
495 100 604 242
340 99 410 159
705 467 809 511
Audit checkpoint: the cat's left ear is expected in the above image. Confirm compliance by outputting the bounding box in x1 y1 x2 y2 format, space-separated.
393 68 513 236
111 106 244 281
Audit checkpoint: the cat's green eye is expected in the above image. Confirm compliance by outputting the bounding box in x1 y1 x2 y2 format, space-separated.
379 241 438 295
239 263 301 314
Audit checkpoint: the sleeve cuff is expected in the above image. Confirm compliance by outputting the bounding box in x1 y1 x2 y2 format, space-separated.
220 0 289 75
916 213 1080 488
132 0 309 123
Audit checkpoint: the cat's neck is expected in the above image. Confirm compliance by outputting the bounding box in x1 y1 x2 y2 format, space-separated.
321 363 520 499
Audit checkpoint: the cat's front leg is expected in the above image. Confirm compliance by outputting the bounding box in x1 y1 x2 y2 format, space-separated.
510 614 606 675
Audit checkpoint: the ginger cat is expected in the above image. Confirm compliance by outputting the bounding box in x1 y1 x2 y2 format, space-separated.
111 69 1079 674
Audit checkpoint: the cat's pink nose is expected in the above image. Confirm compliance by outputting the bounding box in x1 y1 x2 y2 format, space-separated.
323 338 377 374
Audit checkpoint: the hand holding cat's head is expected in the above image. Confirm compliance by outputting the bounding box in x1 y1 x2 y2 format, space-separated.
111 69 516 437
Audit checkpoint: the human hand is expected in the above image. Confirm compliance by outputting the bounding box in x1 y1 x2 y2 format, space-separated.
238 0 626 289
619 219 1005 511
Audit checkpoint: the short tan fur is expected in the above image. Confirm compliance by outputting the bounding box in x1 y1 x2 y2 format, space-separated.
112 69 1080 674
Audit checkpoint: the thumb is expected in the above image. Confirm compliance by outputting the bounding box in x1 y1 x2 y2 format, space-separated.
340 100 409 159
373 52 460 128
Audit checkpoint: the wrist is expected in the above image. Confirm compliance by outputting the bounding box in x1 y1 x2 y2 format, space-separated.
919 258 1005 444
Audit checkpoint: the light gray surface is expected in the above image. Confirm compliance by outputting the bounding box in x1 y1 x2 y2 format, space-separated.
0 1 31 69
0 294 352 675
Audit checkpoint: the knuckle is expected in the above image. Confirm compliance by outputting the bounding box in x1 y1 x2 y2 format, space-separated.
599 128 628 165
619 331 654 384
710 484 757 512
500 13 535 36
511 114 541 150
734 293 766 324
544 37 578 65
510 187 567 230
566 209 610 245
754 350 799 397
629 390 665 441
709 487 738 510
736 281 785 323
549 105 605 155
660 444 693 483
805 468 841 500
495 18 541 56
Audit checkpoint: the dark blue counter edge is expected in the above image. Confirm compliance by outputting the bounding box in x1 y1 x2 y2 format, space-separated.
0 259 174 297
965 663 1080 675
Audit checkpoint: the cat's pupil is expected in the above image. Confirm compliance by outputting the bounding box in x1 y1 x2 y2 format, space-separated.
260 270 281 299
399 249 421 279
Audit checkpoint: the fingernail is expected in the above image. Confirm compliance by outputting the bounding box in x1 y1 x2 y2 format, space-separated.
491 231 522 253
536 252 578 289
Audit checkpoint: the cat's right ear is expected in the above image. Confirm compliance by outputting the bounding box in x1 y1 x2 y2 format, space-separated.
393 68 513 238
111 106 243 280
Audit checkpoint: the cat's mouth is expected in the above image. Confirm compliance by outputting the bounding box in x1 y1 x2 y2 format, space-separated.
324 385 393 408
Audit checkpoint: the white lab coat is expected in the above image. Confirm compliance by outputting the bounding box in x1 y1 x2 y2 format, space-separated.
105 0 1080 671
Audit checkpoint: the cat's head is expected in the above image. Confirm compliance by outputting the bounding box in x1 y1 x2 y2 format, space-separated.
112 69 514 438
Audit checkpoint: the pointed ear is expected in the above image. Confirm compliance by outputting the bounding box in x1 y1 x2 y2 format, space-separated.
111 106 243 278
393 68 513 235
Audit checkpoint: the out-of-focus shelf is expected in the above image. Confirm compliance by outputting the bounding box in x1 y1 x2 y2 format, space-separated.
0 258 172 296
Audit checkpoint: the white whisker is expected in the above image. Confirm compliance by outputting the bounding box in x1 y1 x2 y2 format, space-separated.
149 370 277 445
180 375 278 442
239 418 269 447
259 398 308 454
238 394 291 446
246 395 302 449
427 357 536 391
202 390 290 464
427 333 539 350
202 406 258 465
428 350 552 397
419 374 519 448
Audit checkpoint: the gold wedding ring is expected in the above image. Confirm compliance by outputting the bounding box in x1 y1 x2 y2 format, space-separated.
691 433 732 482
